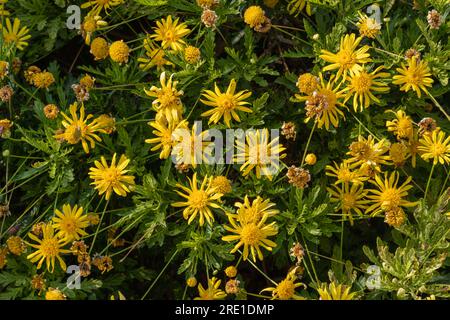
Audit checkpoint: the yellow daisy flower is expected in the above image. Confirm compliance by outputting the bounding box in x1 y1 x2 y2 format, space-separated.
386 110 414 140
144 72 184 123
344 66 390 112
366 171 417 216
171 121 214 168
418 130 450 165
200 79 252 128
235 128 286 180
261 271 306 300
172 173 223 226
328 183 370 224
357 12 382 39
150 15 190 52
81 0 124 16
81 15 107 45
138 37 173 71
287 0 312 16
320 33 371 81
222 211 278 262
392 58 434 98
295 73 347 130
233 195 279 224
0 18 31 50
194 277 227 300
346 135 390 170
89 153 136 200
325 161 367 185
27 224 70 272
317 281 356 300
52 204 89 243
145 118 188 159
0 0 10 16
54 102 104 154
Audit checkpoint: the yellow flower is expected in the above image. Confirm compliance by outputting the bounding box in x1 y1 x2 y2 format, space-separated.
233 195 279 224
144 72 184 123
54 102 104 154
27 224 70 272
52 204 89 243
32 71 55 89
262 271 306 300
0 246 7 269
222 211 278 262
296 73 319 95
138 38 173 71
317 281 356 300
184 45 201 64
196 0 218 8
366 171 417 216
384 207 406 227
151 15 190 52
80 74 96 90
6 236 26 255
386 110 414 140
194 277 227 300
0 18 31 50
95 114 116 134
172 173 223 226
45 288 66 300
244 6 266 28
186 277 197 287
328 183 370 224
418 130 450 165
326 161 367 185
295 73 347 130
211 176 232 194
320 33 371 81
357 12 382 39
305 153 317 165
171 121 214 168
225 266 237 278
89 153 136 200
109 40 130 64
392 58 434 98
90 37 109 60
81 0 124 16
44 104 59 119
344 66 390 112
287 0 312 16
145 118 188 159
346 135 390 171
0 60 8 79
389 142 409 167
0 118 13 138
235 128 286 180
200 79 252 127
81 15 107 45
0 0 10 16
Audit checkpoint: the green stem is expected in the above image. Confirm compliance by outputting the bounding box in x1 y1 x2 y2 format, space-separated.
300 122 316 167
424 163 435 200
89 198 109 255
141 250 179 300
427 91 450 122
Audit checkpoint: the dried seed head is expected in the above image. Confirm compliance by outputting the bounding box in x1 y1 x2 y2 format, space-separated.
427 10 442 29
286 166 311 189
281 121 297 141
0 85 13 102
201 9 218 28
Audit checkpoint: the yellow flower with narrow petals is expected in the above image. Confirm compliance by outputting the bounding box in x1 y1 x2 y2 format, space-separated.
287 0 312 16
262 271 306 300
346 135 390 171
172 173 223 226
151 15 190 52
357 12 381 39
235 128 286 180
366 171 417 216
45 288 67 300
27 224 70 272
328 183 370 224
54 102 104 154
344 66 390 112
195 277 227 300
0 18 31 50
386 110 414 140
317 281 356 300
392 58 434 98
89 153 136 200
200 79 252 128
320 33 371 81
52 204 89 243
233 195 279 224
138 38 173 71
81 0 124 16
222 210 278 262
145 118 188 159
418 130 450 165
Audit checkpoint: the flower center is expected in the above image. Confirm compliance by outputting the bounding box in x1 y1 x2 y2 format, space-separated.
380 188 401 209
218 95 236 111
190 190 208 209
337 50 356 69
61 217 77 234
317 88 336 111
103 167 121 185
240 223 263 245
158 89 179 107
431 143 445 157
337 168 355 183
4 33 18 44
41 238 60 257
96 0 111 5
342 193 356 211
276 279 295 300
352 72 372 93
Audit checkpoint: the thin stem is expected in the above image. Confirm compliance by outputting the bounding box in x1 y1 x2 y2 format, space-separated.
89 198 109 255
300 122 316 167
424 163 435 200
141 250 179 300
427 91 450 122
240 251 277 286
